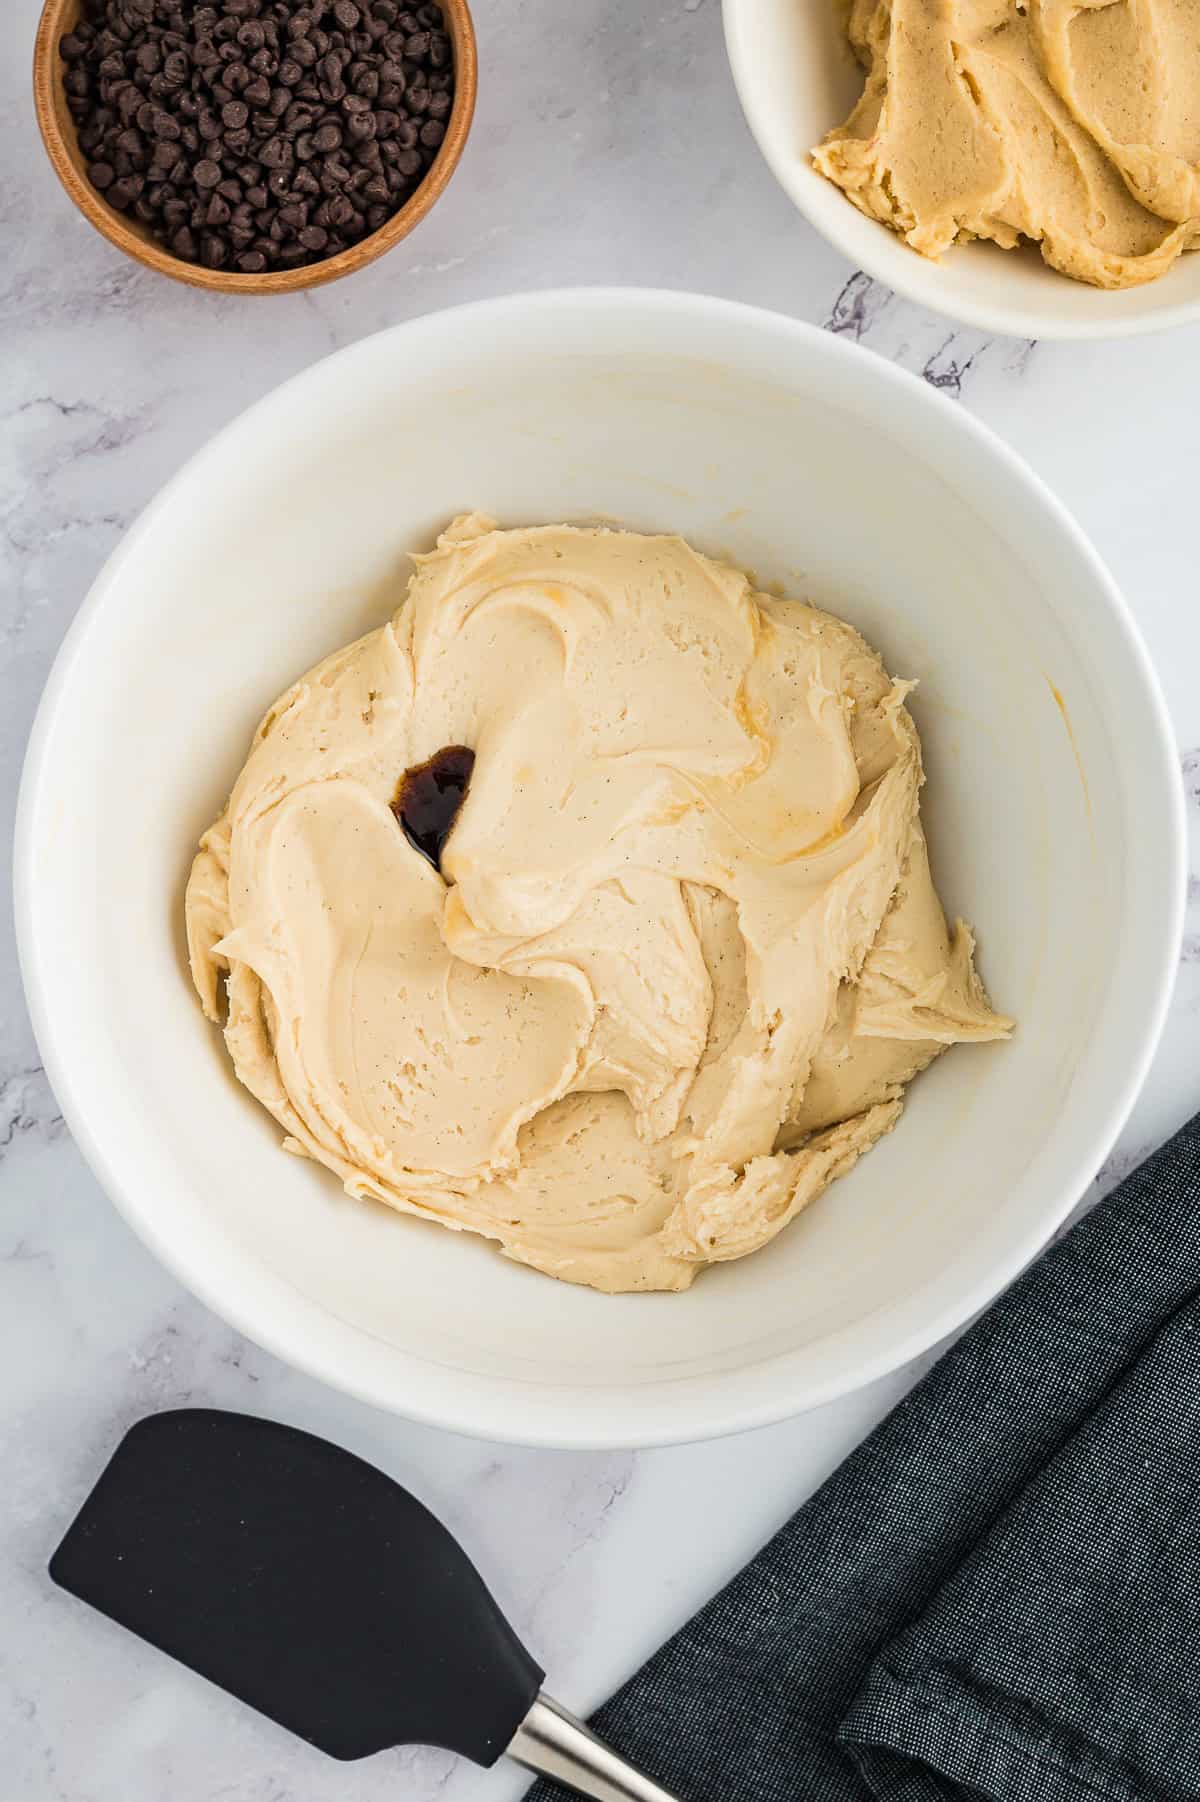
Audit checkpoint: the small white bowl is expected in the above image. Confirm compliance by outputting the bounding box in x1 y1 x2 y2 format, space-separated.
724 0 1200 340
16 290 1184 1448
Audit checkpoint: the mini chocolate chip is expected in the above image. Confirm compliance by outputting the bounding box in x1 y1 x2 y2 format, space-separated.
88 159 116 188
298 222 328 249
222 98 248 129
194 157 222 188
260 135 294 168
419 117 442 147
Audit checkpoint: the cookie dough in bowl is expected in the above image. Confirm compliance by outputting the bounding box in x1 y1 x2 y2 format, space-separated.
813 0 1200 290
187 514 1010 1293
724 0 1200 336
17 291 1184 1445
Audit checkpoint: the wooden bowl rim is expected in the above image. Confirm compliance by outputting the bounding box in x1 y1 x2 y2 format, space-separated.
32 0 477 295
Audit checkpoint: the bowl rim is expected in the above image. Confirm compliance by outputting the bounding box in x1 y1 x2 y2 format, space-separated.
32 0 477 296
721 0 1200 343
14 286 1186 1448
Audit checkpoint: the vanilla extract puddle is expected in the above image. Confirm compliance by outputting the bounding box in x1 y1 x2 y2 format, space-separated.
392 745 475 872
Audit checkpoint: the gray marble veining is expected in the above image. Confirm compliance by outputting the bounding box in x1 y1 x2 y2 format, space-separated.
4 1 1200 1797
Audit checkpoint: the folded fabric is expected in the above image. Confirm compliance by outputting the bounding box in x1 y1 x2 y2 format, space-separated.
528 1113 1200 1802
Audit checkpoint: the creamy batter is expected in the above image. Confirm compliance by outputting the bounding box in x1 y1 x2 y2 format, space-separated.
813 0 1200 289
187 516 1011 1293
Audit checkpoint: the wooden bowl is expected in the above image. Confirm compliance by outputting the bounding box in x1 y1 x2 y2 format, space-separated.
33 0 477 295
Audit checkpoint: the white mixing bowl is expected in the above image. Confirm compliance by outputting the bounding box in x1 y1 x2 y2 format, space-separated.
16 290 1183 1447
724 0 1200 340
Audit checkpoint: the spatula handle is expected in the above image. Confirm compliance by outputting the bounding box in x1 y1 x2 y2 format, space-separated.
508 1693 685 1802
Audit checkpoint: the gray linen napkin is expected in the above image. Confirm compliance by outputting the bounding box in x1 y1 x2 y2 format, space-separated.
529 1112 1200 1802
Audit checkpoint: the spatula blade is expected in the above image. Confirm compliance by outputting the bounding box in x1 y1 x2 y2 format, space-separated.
51 1409 543 1764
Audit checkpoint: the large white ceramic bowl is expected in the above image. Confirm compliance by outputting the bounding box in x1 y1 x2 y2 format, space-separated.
724 0 1200 340
16 290 1184 1448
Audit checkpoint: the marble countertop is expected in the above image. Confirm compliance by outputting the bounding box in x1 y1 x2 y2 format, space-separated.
4 2 1200 1797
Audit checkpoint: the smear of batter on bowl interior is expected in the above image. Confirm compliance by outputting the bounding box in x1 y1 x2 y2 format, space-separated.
813 0 1200 289
186 515 1012 1293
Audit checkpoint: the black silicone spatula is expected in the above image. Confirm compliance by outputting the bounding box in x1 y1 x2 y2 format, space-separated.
50 1409 681 1802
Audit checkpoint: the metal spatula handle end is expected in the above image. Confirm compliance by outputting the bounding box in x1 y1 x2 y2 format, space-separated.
509 1694 685 1802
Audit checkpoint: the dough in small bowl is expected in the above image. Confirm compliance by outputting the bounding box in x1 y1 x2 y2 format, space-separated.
814 0 1200 290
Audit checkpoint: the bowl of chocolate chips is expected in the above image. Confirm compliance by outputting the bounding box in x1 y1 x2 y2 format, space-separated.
33 0 475 291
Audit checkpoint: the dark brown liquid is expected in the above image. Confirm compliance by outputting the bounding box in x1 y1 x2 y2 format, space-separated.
392 746 475 872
